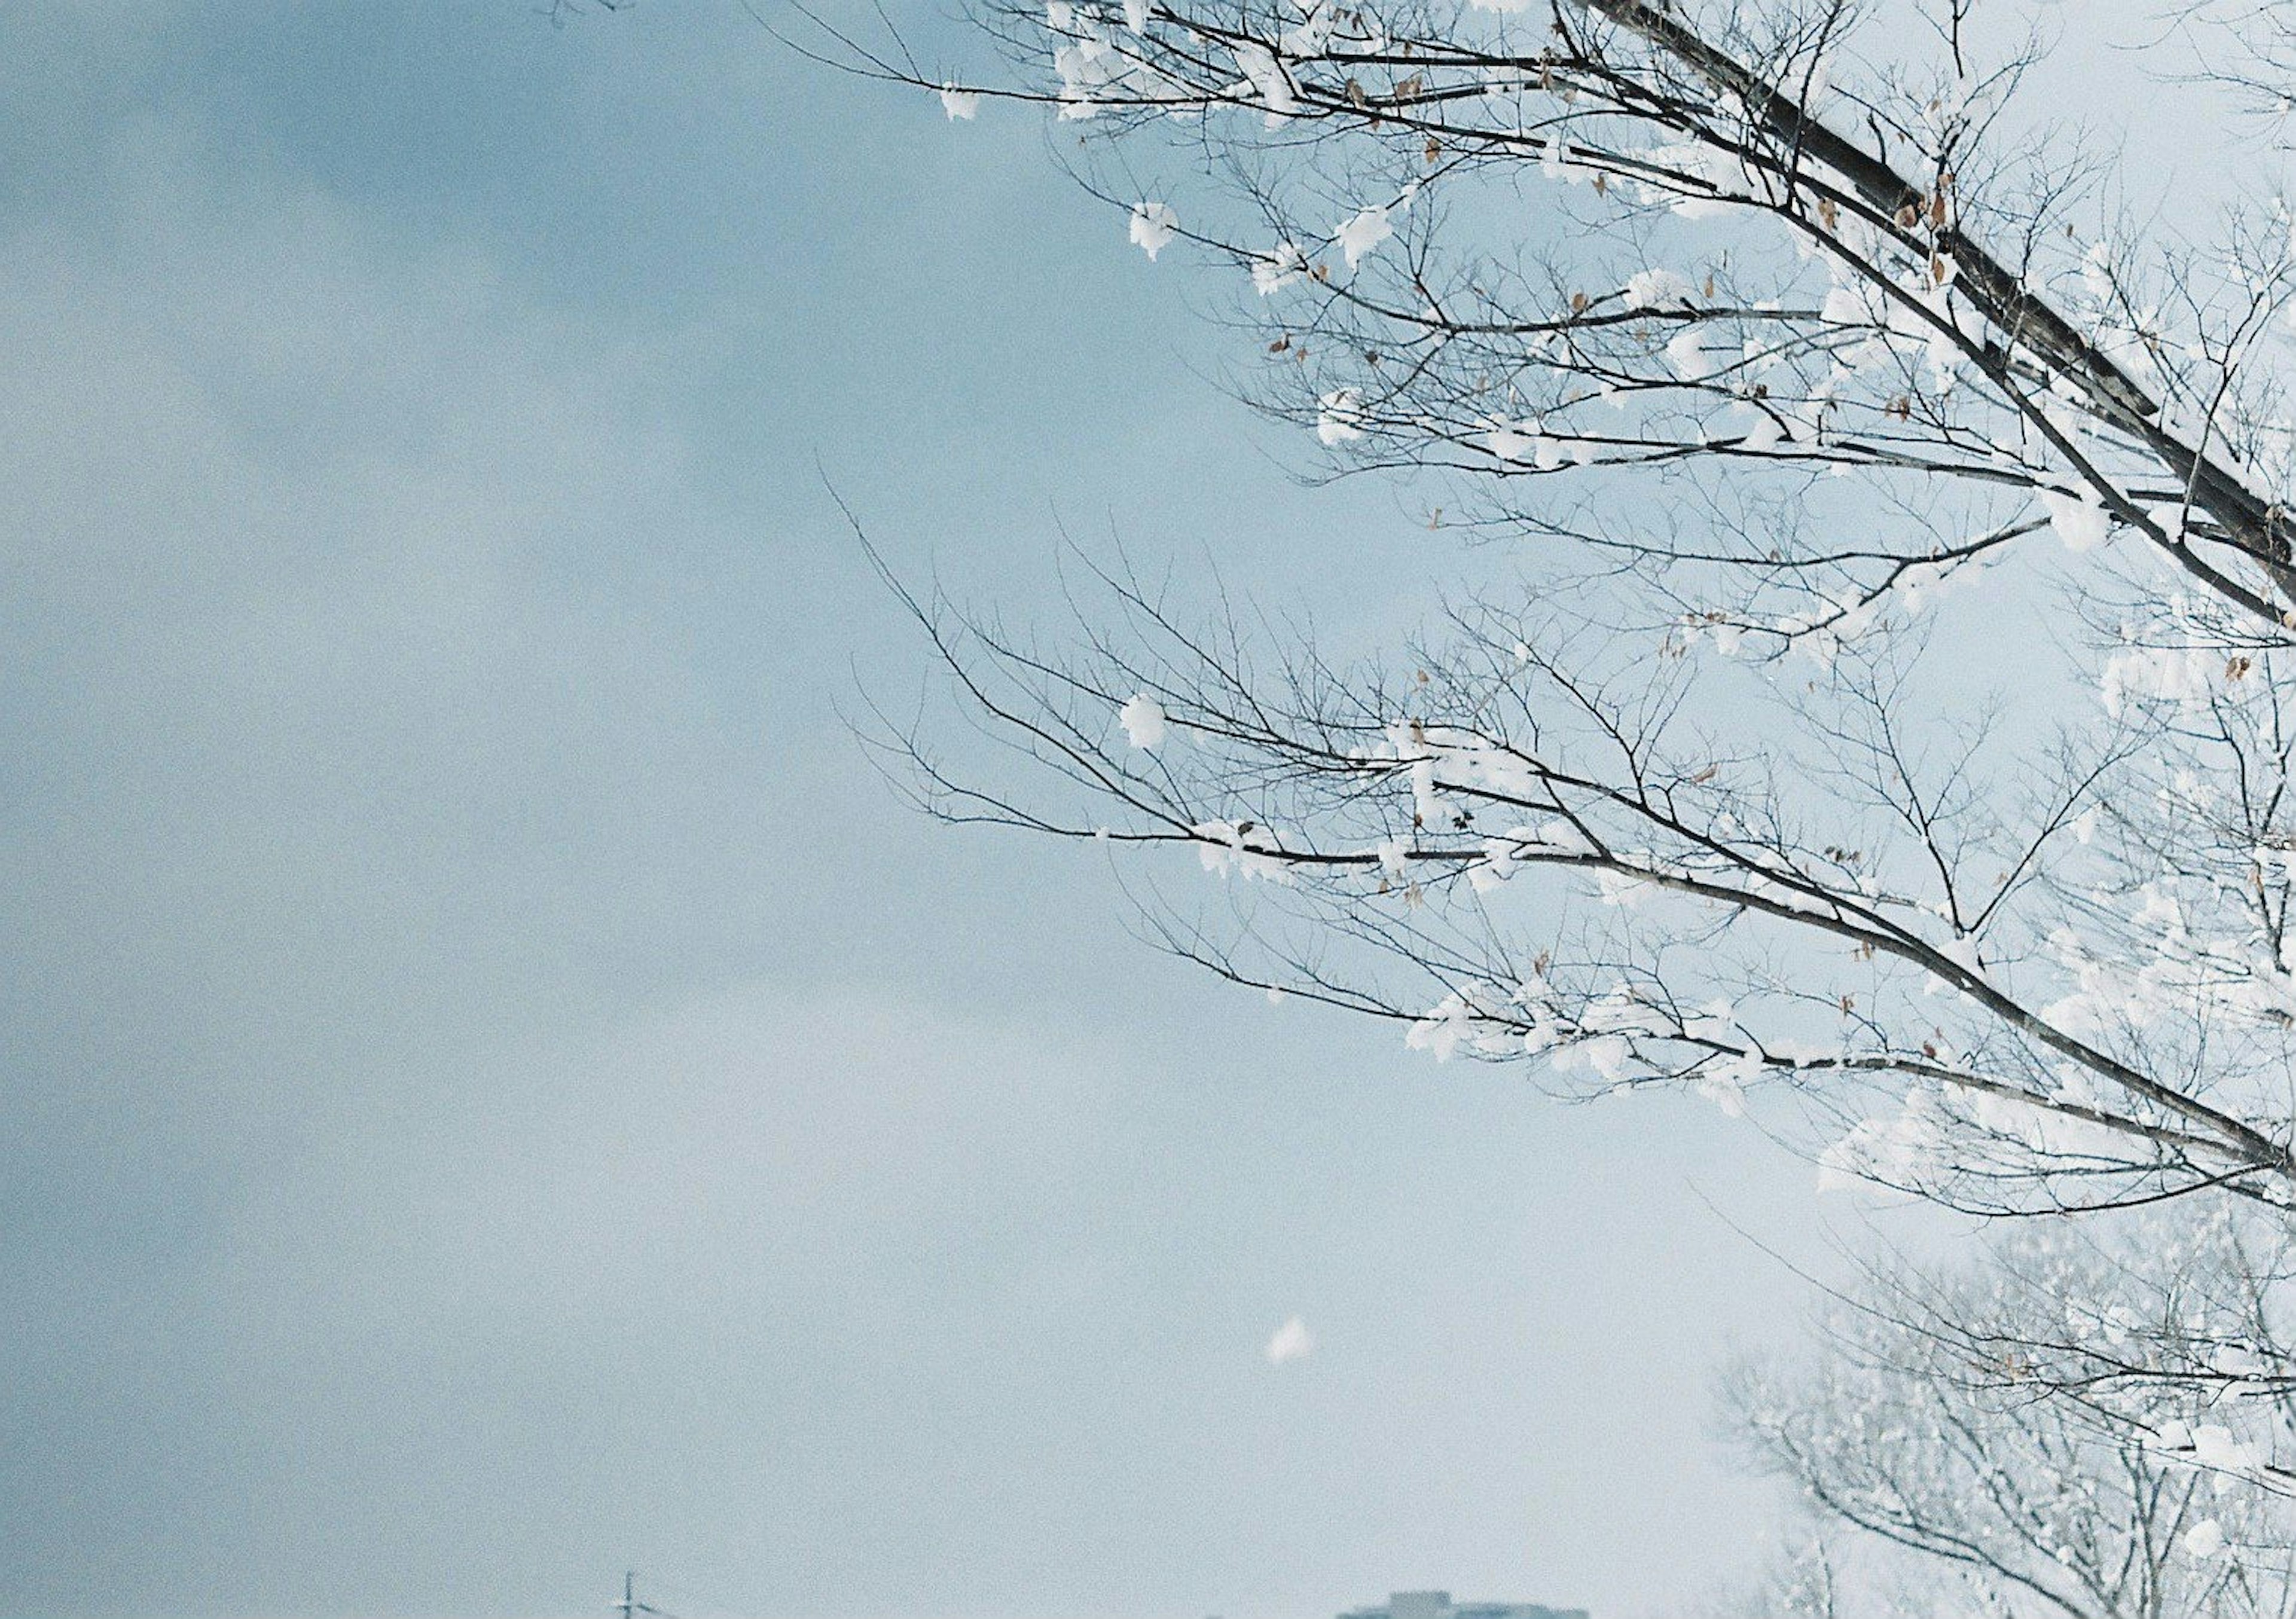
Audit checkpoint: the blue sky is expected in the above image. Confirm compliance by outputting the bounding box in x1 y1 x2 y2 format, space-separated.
0 5 1902 1617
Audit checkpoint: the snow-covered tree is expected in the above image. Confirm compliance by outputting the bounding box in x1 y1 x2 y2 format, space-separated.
1726 1219 2296 1619
815 0 2296 1466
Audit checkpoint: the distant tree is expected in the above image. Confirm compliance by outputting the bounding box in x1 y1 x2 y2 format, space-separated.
1725 1218 2296 1619
797 0 2296 1465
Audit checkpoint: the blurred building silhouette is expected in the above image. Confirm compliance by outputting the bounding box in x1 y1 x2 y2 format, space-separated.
1342 1591 1588 1619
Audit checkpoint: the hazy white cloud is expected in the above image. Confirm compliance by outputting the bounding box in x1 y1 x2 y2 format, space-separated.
1265 1314 1314 1366
0 8 1838 1617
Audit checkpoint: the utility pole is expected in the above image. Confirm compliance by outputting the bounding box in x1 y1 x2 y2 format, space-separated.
616 1574 671 1619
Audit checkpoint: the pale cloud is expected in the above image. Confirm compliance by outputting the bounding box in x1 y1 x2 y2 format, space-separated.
0 8 1840 1616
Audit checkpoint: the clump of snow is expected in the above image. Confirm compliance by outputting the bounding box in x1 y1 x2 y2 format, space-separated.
1467 836 1519 893
1552 1032 1633 1082
2184 1520 2227 1559
1595 868 1651 907
1820 283 1882 325
1681 615 1747 656
2101 644 2215 717
1816 1086 1944 1195
1276 1 1334 59
1130 201 1179 259
1405 982 1532 1062
1480 421 1566 467
939 84 981 120
1317 388 1366 445
1192 820 1294 883
1935 934 1983 976
1119 693 1167 750
1407 756 1463 829
2041 488 2111 552
1231 40 1298 121
1482 420 1533 463
1251 241 1309 294
2160 1422 2267 1478
1265 1315 1314 1365
1335 203 1393 268
1664 327 1723 381
1696 1047 1759 1118
1049 1 1169 118
1407 993 1479 1061
1623 268 1697 311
